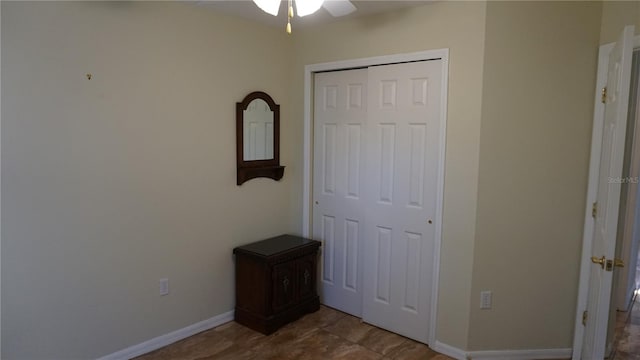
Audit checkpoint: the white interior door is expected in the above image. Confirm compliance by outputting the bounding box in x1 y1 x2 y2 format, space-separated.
313 69 368 316
582 25 634 359
361 60 442 343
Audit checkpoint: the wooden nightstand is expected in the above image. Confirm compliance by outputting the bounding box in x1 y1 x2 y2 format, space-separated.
233 234 321 334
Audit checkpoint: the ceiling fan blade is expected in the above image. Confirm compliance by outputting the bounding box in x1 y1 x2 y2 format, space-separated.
322 0 356 17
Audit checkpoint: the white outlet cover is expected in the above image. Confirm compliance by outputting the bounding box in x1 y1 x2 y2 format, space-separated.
480 290 492 309
159 278 169 296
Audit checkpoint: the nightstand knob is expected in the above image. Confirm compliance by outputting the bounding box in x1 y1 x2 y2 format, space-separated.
304 269 310 285
283 277 290 292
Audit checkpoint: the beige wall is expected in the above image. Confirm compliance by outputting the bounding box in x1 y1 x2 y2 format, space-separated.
467 1 602 350
1 2 293 358
600 0 640 44
291 1 488 349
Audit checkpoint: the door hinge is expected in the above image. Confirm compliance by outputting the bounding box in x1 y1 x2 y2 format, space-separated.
582 310 588 326
601 87 607 104
592 202 597 218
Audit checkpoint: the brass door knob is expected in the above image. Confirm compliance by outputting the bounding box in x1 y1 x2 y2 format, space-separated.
591 256 606 269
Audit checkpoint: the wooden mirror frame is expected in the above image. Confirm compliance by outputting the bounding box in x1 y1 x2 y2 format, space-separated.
236 91 285 185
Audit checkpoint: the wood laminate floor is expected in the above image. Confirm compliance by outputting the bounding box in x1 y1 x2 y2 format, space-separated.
135 306 454 360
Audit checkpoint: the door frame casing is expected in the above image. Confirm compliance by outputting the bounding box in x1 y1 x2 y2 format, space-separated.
572 35 640 360
301 49 449 346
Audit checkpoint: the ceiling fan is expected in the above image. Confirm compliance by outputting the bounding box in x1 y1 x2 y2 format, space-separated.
253 0 356 33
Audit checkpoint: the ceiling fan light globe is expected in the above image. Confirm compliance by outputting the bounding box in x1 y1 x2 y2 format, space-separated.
253 0 280 16
322 0 356 17
295 0 325 17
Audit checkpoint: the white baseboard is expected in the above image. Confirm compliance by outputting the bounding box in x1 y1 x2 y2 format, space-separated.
96 310 234 360
431 341 572 360
432 340 467 360
466 348 572 360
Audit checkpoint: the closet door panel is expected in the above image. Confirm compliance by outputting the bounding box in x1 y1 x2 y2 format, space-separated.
362 60 442 343
313 69 367 316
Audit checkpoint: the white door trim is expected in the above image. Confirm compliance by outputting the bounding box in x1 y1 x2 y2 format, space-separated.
302 48 449 346
572 34 640 360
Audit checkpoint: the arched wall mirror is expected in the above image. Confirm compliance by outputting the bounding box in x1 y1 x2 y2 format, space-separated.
236 91 285 185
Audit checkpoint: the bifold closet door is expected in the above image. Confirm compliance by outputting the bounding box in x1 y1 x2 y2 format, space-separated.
313 69 368 316
361 60 442 343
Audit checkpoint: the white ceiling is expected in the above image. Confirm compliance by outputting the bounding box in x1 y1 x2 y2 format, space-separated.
194 0 433 29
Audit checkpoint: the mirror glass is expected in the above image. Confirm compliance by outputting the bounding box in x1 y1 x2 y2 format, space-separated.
243 98 274 161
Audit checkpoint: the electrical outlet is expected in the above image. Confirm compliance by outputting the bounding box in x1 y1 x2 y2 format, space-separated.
159 278 169 296
480 291 492 309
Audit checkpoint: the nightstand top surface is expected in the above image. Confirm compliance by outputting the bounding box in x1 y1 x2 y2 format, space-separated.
234 234 320 257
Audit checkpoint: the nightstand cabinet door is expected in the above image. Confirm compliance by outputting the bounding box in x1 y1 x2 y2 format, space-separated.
271 262 296 313
297 255 317 301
